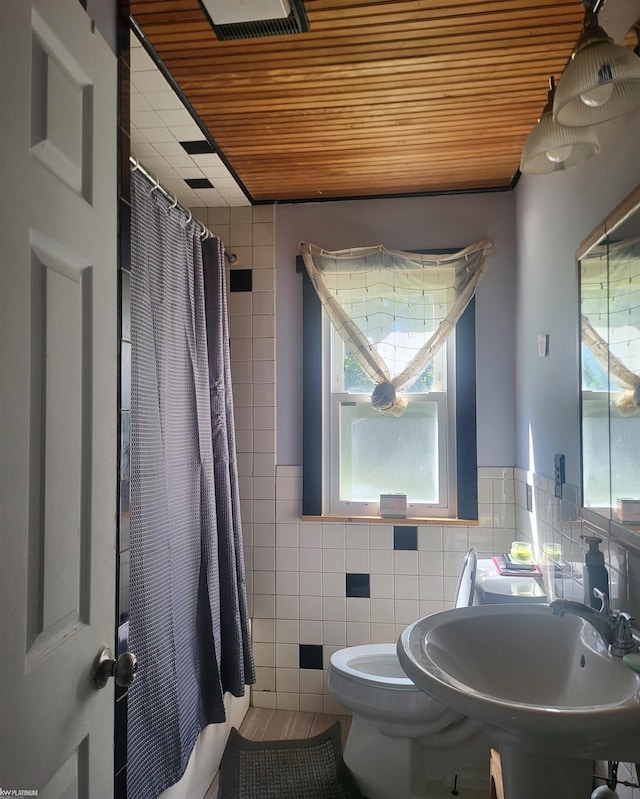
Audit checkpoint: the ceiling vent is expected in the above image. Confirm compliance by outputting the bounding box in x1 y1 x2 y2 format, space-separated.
199 0 309 40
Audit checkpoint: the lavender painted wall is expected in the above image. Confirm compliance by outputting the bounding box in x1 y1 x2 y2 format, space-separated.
275 191 517 468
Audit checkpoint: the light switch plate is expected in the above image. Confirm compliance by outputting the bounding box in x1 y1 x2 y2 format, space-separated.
526 483 533 512
537 333 549 357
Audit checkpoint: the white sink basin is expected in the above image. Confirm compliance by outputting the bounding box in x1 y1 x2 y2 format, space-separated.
398 604 640 799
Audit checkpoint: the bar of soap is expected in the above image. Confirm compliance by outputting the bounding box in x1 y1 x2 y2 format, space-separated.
622 652 640 672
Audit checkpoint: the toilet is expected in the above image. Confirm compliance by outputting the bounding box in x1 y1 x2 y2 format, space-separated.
328 549 543 799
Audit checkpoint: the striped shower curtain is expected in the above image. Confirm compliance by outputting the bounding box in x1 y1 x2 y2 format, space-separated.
127 171 254 799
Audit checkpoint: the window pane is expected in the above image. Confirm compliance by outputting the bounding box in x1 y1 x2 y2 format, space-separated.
342 344 439 393
582 396 611 509
581 345 609 391
583 395 640 510
343 347 375 393
404 361 435 393
338 401 439 502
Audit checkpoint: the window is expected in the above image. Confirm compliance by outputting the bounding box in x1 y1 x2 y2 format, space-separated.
299 254 479 520
326 321 453 516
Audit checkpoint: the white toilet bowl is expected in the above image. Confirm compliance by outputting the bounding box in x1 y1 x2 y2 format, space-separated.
328 550 490 799
328 643 489 799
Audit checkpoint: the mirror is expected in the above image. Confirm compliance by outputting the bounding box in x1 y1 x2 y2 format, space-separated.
579 184 640 528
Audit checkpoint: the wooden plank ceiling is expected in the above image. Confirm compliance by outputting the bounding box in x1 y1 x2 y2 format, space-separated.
130 0 585 202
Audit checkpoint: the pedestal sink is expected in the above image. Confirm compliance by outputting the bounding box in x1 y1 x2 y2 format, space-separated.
397 604 640 799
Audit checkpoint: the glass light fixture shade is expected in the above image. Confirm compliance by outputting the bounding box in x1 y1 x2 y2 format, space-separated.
520 106 600 175
553 34 640 126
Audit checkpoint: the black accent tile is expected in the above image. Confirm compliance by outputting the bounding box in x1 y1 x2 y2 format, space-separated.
117 0 131 60
180 139 216 155
115 683 127 711
230 269 252 292
119 480 130 552
115 621 130 702
114 763 127 799
346 573 370 598
119 199 131 274
299 644 323 670
121 342 131 411
117 620 129 657
394 526 418 550
119 129 131 205
118 63 130 136
184 177 214 189
115 690 128 773
120 411 130 480
117 549 130 625
121 268 131 342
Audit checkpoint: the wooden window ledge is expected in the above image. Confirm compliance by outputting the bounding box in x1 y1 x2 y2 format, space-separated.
300 515 479 526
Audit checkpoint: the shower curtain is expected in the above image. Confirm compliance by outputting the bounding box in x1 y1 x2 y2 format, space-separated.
201 236 254 696
127 171 255 799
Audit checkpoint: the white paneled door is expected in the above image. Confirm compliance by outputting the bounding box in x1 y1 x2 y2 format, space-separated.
0 0 118 795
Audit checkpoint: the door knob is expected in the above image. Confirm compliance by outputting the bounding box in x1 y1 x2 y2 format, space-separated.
93 645 138 689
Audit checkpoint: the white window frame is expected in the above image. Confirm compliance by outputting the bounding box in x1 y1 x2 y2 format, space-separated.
321 314 457 517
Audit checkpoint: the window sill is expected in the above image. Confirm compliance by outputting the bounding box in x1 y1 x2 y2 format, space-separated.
300 514 479 526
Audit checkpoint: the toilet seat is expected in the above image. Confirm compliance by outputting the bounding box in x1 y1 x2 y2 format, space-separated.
330 644 419 690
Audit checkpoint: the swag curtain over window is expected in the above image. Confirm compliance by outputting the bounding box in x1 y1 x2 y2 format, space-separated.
300 240 493 415
128 171 254 799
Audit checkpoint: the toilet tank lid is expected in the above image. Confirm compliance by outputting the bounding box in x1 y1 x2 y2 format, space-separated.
476 577 547 602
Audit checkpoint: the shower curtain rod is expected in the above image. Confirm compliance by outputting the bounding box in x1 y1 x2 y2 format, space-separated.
129 155 238 264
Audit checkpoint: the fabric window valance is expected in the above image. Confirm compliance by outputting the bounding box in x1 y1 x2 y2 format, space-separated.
300 240 494 415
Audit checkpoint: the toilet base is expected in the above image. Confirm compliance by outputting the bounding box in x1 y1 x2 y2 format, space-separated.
343 714 491 799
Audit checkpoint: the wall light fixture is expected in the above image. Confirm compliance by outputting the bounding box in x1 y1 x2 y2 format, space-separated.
520 77 600 174
553 1 640 126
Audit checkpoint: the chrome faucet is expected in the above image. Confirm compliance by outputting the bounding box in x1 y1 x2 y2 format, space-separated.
611 612 639 658
549 588 640 657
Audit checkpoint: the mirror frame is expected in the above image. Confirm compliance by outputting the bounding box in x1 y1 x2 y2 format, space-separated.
577 183 640 548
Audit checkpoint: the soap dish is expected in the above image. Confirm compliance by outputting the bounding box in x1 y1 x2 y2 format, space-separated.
622 652 640 673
